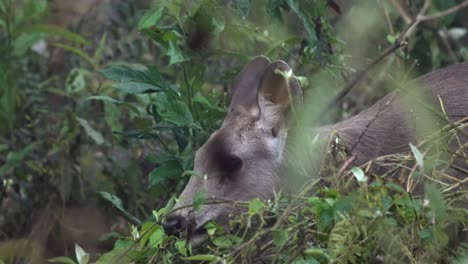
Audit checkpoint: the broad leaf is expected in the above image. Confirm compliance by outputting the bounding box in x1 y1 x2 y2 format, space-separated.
193 94 226 112
99 65 151 83
114 82 160 94
248 198 264 215
139 7 164 30
98 192 142 225
154 94 201 129
149 227 165 248
272 229 288 247
167 41 186 65
212 236 233 248
193 191 206 211
148 160 183 188
351 167 367 183
409 143 424 169
75 244 90 264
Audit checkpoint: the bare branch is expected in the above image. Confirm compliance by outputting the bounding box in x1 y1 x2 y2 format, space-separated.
420 0 468 21
389 0 412 24
319 40 407 118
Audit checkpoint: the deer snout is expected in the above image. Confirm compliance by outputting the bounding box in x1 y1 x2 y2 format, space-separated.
162 214 188 235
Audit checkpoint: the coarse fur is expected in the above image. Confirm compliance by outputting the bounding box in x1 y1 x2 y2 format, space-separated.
163 56 468 243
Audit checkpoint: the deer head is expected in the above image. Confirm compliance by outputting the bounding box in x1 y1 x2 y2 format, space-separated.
162 56 302 241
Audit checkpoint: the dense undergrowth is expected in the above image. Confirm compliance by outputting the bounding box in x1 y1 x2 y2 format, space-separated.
1 0 468 263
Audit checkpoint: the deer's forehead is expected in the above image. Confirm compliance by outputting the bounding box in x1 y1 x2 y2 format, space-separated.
220 117 262 141
201 118 261 154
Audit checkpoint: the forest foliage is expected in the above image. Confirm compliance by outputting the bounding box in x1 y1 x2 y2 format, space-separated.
0 0 468 263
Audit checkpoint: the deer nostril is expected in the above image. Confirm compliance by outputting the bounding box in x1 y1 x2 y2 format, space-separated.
162 215 187 235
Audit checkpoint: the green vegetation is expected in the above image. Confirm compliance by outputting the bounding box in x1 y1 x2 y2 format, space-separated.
0 0 467 263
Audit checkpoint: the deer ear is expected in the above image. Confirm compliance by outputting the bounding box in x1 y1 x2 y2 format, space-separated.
258 60 302 134
228 56 271 118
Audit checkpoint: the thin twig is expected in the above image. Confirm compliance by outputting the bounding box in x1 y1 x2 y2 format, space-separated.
336 154 357 176
419 0 468 21
319 40 407 118
390 0 412 24
379 0 395 34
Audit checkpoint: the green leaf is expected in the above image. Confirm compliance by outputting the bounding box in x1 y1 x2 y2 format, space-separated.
248 198 264 215
193 191 206 211
66 68 87 93
386 33 399 45
94 248 141 264
146 65 179 97
351 167 367 183
28 24 90 45
139 7 164 30
193 94 226 112
176 240 189 256
424 183 447 222
145 152 176 165
86 95 121 104
98 192 142 225
149 227 165 248
419 229 432 241
114 82 160 94
114 239 135 250
167 41 186 65
154 94 201 129
75 244 90 264
51 43 95 66
163 30 182 41
139 222 158 247
212 15 225 36
272 229 288 247
409 143 424 169
48 257 77 264
182 254 221 262
76 117 105 145
99 192 123 210
14 32 42 56
99 65 151 83
204 221 223 236
212 236 233 248
148 160 183 188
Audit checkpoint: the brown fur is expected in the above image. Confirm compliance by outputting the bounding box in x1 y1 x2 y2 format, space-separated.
164 57 468 241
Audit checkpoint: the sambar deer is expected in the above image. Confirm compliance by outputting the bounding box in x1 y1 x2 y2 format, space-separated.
163 56 468 242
